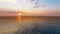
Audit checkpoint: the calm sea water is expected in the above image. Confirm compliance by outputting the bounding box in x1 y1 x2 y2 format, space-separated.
0 16 60 34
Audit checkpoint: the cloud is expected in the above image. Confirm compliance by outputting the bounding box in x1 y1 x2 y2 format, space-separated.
0 0 48 11
0 0 21 10
0 0 17 4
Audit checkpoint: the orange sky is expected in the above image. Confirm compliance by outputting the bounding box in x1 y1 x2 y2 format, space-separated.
0 9 60 16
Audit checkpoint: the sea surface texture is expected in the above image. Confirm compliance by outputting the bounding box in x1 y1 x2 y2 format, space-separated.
0 16 60 34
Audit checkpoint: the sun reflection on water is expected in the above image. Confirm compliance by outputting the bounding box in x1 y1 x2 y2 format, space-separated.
17 12 22 23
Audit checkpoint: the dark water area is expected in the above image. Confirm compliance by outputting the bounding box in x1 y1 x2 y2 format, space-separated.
14 16 60 34
0 16 60 34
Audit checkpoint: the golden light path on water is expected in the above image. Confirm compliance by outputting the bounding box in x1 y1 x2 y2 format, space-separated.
17 12 22 23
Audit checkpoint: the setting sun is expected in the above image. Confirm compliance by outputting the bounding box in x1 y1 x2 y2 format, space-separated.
18 12 22 16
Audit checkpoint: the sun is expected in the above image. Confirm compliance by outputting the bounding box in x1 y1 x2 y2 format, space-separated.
18 12 22 16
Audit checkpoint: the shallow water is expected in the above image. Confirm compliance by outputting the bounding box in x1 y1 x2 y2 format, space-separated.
0 19 19 34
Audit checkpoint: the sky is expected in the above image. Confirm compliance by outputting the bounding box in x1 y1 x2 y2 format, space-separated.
0 0 60 11
0 0 60 16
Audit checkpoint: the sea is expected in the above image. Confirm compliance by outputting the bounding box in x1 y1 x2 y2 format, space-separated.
0 16 60 34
